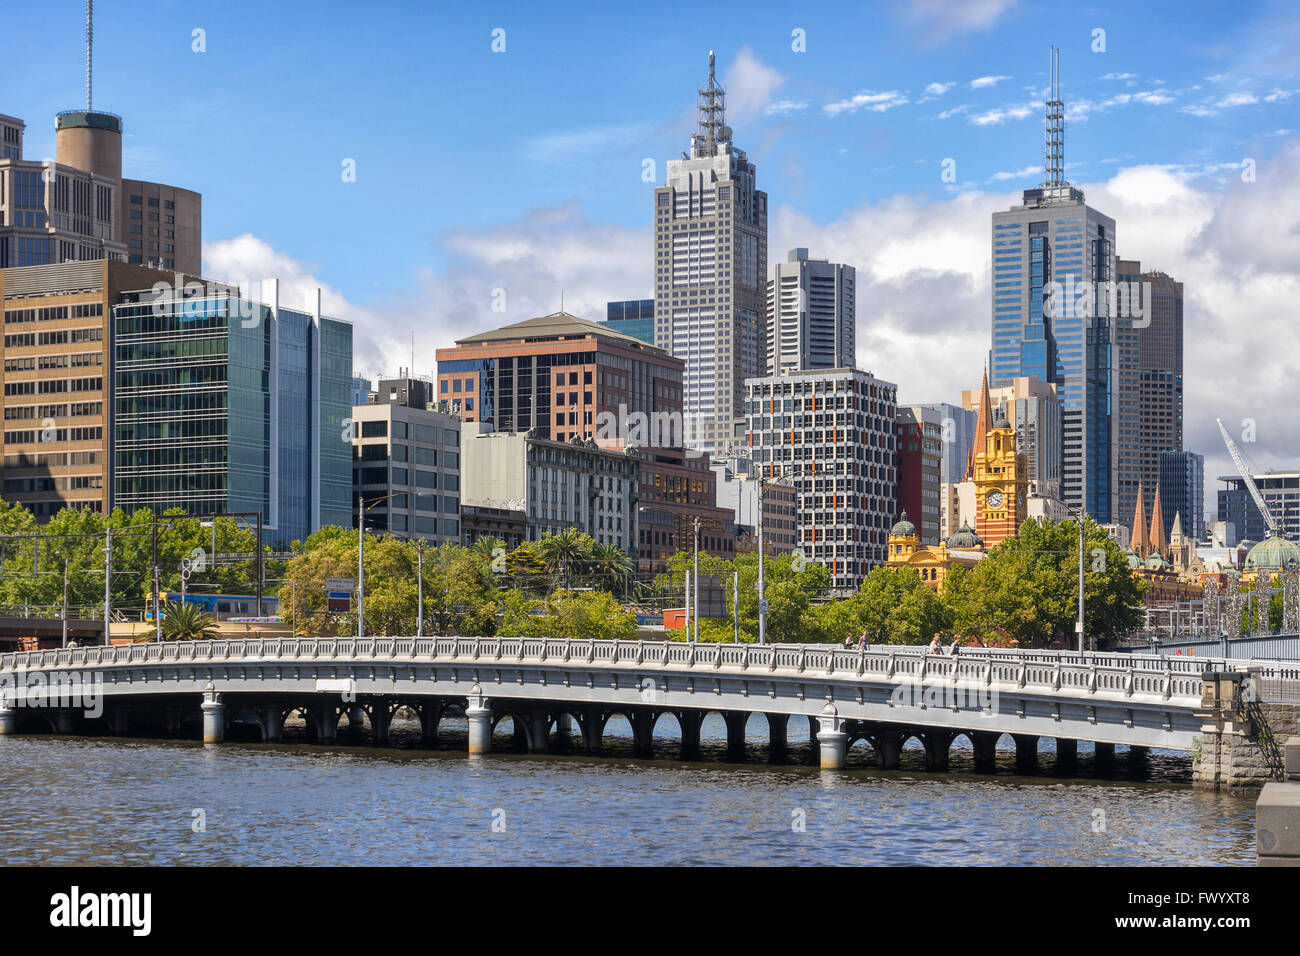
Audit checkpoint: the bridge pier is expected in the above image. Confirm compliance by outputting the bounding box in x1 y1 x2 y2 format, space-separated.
368 703 394 747
200 689 224 744
807 716 820 764
971 731 999 773
677 710 702 759
816 705 847 771
555 712 573 736
54 709 76 735
107 709 129 736
311 704 340 744
466 689 492 755
629 711 655 759
1013 735 1039 774
260 705 284 743
526 708 551 753
0 701 13 735
1055 738 1078 773
1093 741 1115 769
876 730 904 770
577 709 606 753
922 731 953 772
723 711 749 762
1128 745 1150 771
418 701 443 747
767 713 789 763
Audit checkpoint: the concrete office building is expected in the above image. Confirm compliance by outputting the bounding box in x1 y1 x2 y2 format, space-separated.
1115 258 1183 533
1158 449 1203 545
601 299 655 345
988 51 1117 521
767 248 855 375
746 367 898 591
352 379 461 544
0 259 182 519
654 52 768 457
436 312 684 447
112 279 353 547
460 422 639 555
961 375 1062 499
896 405 943 545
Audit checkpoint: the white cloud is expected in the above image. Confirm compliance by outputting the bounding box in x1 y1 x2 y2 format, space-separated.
1181 105 1218 117
764 99 809 116
1132 90 1175 106
923 81 955 97
526 125 646 166
724 46 787 121
937 104 969 120
894 0 1019 44
824 90 909 117
1217 92 1259 108
969 102 1036 125
1265 89 1298 102
988 165 1041 181
970 74 1011 89
1100 72 1137 81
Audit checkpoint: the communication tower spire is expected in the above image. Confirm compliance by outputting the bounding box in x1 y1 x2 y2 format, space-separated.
1043 45 1065 187
696 50 728 157
86 0 94 111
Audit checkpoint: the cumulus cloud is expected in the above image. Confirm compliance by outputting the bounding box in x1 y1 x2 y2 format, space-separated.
824 90 909 117
970 74 1012 90
894 0 1019 45
724 47 787 121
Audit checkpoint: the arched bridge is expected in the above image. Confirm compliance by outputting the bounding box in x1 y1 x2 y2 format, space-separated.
3 637 1281 774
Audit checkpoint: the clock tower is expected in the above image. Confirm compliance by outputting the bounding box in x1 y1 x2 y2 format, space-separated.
966 369 1028 548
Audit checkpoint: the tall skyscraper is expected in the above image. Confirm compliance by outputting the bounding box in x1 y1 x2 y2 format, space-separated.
1115 258 1184 532
766 248 855 374
1158 449 1203 544
989 48 1117 521
601 299 655 345
654 51 768 458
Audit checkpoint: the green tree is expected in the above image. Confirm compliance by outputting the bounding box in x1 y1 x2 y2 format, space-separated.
816 566 952 645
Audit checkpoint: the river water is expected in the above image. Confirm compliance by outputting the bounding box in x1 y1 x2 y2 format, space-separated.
0 715 1257 866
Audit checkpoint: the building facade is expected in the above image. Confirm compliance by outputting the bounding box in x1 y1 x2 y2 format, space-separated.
112 279 353 546
1158 449 1203 545
988 58 1117 521
352 381 461 545
745 367 898 591
1115 259 1183 533
766 248 855 375
635 447 735 573
711 462 797 556
962 374 1062 499
654 52 768 457
1218 471 1300 544
602 299 655 345
895 405 943 545
436 312 684 447
459 422 638 555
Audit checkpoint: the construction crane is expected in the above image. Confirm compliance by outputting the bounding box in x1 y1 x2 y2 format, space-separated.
1217 418 1279 536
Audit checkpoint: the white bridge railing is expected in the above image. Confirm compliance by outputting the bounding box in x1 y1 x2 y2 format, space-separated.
0 638 1234 704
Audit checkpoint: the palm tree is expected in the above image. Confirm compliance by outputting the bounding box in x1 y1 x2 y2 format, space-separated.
590 543 635 596
469 536 506 559
538 529 591 590
161 601 219 641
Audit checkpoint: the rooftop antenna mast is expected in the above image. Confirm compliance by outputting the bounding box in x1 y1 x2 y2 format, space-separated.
1043 45 1065 187
86 0 94 110
697 50 728 157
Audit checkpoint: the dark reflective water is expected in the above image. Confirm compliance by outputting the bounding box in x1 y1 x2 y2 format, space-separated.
0 715 1257 866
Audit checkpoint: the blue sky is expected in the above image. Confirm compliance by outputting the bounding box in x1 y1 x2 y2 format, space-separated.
6 0 1300 493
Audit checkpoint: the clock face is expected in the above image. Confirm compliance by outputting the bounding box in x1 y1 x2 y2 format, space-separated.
987 490 1004 509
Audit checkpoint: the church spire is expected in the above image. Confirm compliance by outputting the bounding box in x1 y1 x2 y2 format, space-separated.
965 367 993 481
1149 485 1167 558
1131 482 1150 558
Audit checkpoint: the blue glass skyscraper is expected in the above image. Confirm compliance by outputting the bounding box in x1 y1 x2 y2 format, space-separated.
989 49 1117 521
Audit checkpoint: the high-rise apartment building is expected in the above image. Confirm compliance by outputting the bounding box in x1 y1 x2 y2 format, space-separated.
766 248 855 374
745 367 898 591
1158 449 1203 544
961 374 1062 499
436 312 684 447
1115 258 1183 532
113 279 353 547
654 52 768 457
989 50 1117 521
1218 471 1300 544
352 379 462 545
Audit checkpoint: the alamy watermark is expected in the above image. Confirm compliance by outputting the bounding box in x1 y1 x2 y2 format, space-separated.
1 664 103 718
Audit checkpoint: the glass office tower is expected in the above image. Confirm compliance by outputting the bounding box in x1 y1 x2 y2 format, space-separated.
112 281 352 546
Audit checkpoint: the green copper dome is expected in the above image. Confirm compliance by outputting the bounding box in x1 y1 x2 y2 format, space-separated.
1144 553 1171 572
1126 550 1143 570
891 511 917 537
946 522 984 550
1244 531 1300 573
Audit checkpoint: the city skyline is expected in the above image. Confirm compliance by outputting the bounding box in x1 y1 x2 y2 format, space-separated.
3 0 1299 517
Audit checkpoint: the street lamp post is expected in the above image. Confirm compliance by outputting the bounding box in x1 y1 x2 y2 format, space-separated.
1070 506 1086 654
358 492 403 639
756 465 797 646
